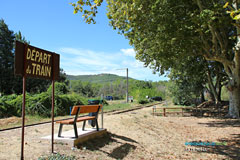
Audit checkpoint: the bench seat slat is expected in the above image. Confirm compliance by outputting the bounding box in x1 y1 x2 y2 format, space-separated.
56 116 95 124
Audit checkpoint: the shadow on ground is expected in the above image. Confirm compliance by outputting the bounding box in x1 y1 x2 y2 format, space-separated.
189 134 240 159
76 132 137 159
195 119 240 158
198 119 240 128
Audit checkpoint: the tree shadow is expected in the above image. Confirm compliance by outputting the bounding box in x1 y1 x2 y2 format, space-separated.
76 132 137 159
190 134 240 159
198 119 240 128
108 143 136 159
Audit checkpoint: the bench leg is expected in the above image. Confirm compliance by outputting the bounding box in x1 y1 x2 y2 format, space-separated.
82 121 86 131
95 119 99 131
58 124 63 137
73 123 78 138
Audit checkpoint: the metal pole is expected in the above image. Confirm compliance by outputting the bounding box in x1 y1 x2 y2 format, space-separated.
51 80 55 153
126 68 129 103
21 75 26 160
101 94 104 129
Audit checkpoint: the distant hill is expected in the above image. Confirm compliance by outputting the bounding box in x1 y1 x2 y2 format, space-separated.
67 73 135 83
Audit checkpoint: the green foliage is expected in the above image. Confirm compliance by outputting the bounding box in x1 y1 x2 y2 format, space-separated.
103 102 132 112
0 19 15 95
0 19 69 95
15 31 30 44
71 80 98 97
0 96 16 118
55 94 87 116
130 87 165 103
221 86 229 101
168 81 195 106
38 153 76 160
69 74 167 104
0 94 29 117
27 92 52 117
48 82 69 94
68 73 132 83
0 90 87 118
71 0 240 117
138 99 148 104
70 0 103 24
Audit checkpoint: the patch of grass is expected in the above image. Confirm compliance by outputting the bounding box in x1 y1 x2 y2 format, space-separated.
103 102 136 112
0 115 73 130
38 153 76 160
55 142 67 145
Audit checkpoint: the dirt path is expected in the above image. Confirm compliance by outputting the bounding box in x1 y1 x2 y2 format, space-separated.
0 104 239 160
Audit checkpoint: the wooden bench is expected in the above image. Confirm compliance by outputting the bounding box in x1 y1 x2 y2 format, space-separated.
152 107 192 117
56 104 102 138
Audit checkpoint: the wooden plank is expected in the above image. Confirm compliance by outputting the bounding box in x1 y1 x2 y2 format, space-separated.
79 105 101 114
71 105 102 115
74 129 107 146
71 106 79 115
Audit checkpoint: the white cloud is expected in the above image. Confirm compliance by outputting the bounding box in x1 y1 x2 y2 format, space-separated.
120 48 136 57
58 47 168 81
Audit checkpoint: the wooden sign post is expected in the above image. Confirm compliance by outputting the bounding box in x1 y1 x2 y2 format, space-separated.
15 41 60 160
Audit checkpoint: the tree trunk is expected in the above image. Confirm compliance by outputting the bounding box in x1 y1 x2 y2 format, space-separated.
217 85 222 102
225 46 240 118
227 0 240 118
200 91 205 102
207 69 220 103
227 84 240 118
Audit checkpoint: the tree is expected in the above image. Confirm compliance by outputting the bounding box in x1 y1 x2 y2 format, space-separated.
0 19 15 95
70 0 103 24
15 31 30 44
71 0 240 117
105 0 239 118
169 55 228 105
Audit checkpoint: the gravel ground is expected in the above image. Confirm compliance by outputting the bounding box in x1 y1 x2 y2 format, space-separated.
0 104 239 160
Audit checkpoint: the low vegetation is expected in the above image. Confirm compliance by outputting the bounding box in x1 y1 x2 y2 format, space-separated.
38 153 76 160
0 83 87 119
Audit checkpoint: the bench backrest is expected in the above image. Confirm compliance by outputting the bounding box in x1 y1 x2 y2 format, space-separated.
71 105 102 115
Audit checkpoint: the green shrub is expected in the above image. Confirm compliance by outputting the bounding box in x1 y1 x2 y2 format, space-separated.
130 88 164 104
27 92 52 117
0 91 88 118
0 99 13 118
27 93 87 117
54 94 86 116
47 82 69 94
138 99 149 104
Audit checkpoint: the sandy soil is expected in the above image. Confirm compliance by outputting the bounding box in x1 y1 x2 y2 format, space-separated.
0 104 239 160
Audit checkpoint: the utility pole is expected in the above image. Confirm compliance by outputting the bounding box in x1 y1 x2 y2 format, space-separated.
126 68 129 103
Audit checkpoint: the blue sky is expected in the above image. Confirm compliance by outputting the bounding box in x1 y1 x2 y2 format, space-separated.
0 0 169 81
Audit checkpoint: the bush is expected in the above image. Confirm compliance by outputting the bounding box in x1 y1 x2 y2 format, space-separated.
0 94 30 117
130 88 165 104
138 99 149 104
27 93 87 117
0 92 87 118
28 92 52 117
47 82 69 94
54 94 87 116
